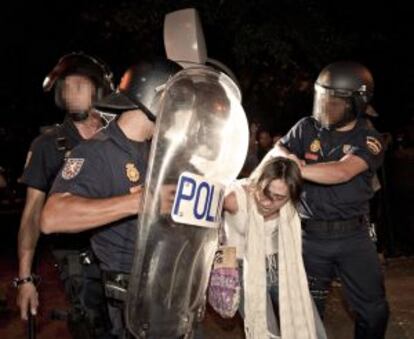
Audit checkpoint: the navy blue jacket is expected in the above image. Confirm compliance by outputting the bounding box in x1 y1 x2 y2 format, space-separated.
280 117 384 220
51 120 149 272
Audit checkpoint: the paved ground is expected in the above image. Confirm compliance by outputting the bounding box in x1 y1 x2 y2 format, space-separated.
1 252 413 339
202 257 414 339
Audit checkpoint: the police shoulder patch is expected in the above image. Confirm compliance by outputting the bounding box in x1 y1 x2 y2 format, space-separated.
366 136 382 155
61 158 85 180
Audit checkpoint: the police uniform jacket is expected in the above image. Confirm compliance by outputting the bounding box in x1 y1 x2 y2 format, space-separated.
280 117 384 221
21 117 83 193
50 120 149 273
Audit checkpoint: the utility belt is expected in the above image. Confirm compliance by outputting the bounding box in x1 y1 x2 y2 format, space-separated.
102 271 130 303
302 216 366 233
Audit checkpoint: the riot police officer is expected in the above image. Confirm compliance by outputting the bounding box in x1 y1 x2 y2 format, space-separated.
40 58 182 338
271 61 389 338
16 52 114 338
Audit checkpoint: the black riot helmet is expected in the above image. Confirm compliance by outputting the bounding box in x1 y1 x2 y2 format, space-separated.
43 52 114 115
312 61 374 129
95 58 183 121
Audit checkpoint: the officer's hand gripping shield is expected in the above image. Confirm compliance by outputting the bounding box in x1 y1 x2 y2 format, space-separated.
126 67 249 338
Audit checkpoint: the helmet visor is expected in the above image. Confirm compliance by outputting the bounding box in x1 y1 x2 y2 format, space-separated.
313 85 350 128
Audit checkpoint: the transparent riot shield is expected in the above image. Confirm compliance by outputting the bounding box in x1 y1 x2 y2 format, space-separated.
126 67 248 338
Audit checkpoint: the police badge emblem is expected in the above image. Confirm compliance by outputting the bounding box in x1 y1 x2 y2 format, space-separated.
310 139 321 153
126 163 140 182
61 158 85 180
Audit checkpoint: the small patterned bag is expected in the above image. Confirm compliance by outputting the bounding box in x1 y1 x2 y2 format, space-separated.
207 246 241 318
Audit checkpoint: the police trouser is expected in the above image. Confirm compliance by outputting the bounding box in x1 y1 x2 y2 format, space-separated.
302 217 389 339
52 249 111 339
102 271 133 339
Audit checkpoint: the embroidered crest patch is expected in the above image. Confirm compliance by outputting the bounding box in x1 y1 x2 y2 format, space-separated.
366 136 382 155
61 158 85 180
126 163 140 183
310 139 321 153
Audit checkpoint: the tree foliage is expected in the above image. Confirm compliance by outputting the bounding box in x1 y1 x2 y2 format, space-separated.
3 0 397 131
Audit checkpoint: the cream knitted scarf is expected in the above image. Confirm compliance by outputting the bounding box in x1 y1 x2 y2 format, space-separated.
243 190 318 339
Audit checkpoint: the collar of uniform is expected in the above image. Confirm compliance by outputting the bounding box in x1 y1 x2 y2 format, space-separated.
106 119 147 158
62 115 84 143
312 117 363 135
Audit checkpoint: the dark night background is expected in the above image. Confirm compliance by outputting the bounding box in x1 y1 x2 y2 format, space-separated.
1 0 413 253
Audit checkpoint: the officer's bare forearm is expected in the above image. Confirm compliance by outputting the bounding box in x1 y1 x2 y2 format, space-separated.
18 217 41 277
17 188 45 277
301 154 368 184
301 162 350 184
41 193 139 234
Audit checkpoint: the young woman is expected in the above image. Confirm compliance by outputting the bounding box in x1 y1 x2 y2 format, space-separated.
223 157 325 339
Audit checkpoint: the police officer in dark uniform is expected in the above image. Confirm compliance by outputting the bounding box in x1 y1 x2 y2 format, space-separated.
40 58 182 338
272 61 389 338
16 52 114 338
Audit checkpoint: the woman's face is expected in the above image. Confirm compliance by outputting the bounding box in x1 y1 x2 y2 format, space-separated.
254 178 290 218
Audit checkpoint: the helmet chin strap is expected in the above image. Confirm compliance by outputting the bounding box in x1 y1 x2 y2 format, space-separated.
69 111 89 122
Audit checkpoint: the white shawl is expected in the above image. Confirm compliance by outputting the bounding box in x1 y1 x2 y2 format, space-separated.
227 182 320 339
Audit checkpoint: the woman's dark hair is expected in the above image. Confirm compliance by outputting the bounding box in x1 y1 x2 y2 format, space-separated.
254 157 303 204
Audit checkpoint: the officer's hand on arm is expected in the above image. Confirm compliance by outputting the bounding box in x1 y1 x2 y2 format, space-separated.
159 184 176 215
250 142 304 180
273 142 305 167
16 282 38 320
285 153 306 169
16 187 45 320
129 185 144 214
301 153 368 184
